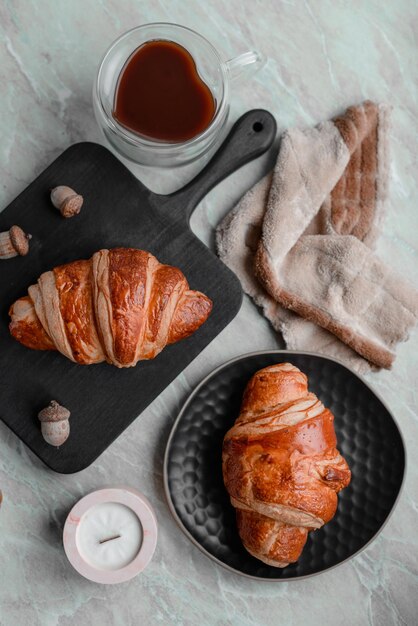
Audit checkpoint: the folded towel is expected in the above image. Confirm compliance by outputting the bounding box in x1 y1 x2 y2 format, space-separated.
217 101 418 373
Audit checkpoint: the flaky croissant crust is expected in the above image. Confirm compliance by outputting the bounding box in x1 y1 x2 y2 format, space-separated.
9 248 212 367
222 363 351 567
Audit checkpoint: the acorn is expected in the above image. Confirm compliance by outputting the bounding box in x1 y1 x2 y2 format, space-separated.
0 226 31 259
38 400 70 447
50 186 83 218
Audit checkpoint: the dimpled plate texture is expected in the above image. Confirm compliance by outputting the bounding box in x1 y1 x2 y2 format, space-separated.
164 351 405 580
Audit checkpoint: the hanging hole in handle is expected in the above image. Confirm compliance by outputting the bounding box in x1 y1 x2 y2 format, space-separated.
253 122 263 133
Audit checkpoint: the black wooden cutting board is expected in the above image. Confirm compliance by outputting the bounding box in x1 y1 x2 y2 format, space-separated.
0 110 276 473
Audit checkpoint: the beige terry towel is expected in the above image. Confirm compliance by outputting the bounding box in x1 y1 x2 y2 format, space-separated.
217 101 418 373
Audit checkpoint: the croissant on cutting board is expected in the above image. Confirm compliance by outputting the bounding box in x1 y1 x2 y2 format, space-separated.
222 363 351 567
9 248 212 367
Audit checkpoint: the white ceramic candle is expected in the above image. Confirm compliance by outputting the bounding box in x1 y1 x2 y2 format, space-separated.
76 502 143 570
63 488 157 584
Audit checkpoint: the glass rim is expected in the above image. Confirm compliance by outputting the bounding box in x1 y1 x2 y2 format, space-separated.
95 22 230 152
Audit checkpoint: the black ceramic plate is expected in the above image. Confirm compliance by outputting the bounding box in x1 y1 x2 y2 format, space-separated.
164 351 405 580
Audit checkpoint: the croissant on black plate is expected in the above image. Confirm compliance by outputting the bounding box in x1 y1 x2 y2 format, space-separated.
223 363 351 567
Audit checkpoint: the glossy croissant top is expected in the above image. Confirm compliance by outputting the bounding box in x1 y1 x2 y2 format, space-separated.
9 248 212 367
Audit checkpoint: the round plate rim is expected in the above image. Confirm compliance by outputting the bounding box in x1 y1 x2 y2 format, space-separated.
163 349 407 581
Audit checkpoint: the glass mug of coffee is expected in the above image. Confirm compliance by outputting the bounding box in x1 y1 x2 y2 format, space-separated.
93 23 265 167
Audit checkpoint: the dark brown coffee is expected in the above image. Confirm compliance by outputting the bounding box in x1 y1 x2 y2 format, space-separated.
113 40 216 142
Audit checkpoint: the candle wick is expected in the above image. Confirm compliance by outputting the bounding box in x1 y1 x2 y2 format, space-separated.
99 534 121 544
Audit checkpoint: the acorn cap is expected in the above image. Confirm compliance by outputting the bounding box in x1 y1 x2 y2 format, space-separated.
38 400 70 423
62 194 83 218
9 225 31 256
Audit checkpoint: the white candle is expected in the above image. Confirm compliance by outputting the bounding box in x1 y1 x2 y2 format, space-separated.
64 488 157 584
76 502 143 570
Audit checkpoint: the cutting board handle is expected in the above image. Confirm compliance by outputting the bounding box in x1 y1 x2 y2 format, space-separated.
166 109 276 222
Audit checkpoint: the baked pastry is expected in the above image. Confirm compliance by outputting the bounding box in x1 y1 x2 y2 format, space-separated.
222 363 351 567
9 248 212 367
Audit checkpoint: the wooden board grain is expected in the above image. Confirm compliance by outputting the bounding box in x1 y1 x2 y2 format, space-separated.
0 110 276 473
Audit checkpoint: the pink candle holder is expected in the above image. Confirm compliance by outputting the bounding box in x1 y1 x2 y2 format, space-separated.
63 487 158 584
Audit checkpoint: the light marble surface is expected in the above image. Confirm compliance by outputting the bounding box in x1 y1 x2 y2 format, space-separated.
0 1 417 625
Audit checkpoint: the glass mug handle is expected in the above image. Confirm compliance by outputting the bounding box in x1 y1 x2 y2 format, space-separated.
223 50 266 82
